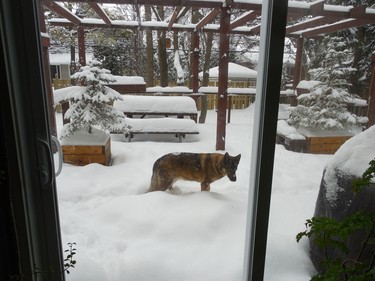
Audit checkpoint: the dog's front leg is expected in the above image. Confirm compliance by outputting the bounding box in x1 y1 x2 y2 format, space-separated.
201 182 210 191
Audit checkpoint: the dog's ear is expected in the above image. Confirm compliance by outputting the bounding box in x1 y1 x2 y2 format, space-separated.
236 154 241 160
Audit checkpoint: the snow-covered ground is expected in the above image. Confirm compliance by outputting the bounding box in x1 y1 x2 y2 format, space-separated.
56 105 332 281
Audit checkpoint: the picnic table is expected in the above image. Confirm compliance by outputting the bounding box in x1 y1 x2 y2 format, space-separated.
124 117 199 142
113 95 199 142
113 95 198 122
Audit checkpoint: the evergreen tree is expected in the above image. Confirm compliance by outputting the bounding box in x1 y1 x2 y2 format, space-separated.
288 36 368 130
61 60 129 138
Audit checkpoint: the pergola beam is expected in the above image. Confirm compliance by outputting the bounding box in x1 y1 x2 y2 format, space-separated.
286 16 328 35
44 0 375 38
168 6 181 30
230 10 259 31
88 3 112 26
292 18 375 38
42 0 81 25
195 8 220 31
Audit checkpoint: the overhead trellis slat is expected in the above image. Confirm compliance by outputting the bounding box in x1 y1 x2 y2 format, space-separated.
44 0 375 38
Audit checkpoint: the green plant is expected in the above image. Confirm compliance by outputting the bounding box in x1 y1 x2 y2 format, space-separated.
64 242 77 274
353 159 375 193
9 242 77 280
297 159 375 281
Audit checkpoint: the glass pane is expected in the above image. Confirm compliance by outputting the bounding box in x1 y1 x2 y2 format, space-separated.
264 3 375 281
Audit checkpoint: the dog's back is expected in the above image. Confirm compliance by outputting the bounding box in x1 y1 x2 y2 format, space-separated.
148 152 241 192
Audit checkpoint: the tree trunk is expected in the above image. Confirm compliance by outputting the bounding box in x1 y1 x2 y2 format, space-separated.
189 8 200 88
157 6 168 87
199 32 214 124
145 5 154 87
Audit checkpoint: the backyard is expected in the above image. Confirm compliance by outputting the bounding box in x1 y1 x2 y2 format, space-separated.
55 105 332 281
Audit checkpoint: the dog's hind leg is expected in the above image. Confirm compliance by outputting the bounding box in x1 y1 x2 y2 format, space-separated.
201 182 211 192
148 169 173 192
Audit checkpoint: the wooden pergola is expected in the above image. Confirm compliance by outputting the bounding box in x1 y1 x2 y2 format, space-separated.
39 0 375 150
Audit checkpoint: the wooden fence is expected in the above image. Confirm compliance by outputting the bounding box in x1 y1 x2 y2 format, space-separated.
53 77 71 90
196 94 254 110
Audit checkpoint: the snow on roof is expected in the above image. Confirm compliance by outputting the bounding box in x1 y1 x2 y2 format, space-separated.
49 52 94 65
199 62 257 80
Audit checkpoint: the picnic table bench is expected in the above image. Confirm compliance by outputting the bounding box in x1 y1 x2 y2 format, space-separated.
113 95 199 142
113 95 198 122
124 117 199 142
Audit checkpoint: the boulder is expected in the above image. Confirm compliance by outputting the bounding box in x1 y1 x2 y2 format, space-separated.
310 125 375 273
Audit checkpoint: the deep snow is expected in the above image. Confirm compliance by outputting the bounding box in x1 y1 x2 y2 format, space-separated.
56 105 333 281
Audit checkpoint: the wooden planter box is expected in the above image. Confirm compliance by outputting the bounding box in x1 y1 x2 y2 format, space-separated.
276 133 306 153
61 129 111 166
297 127 354 154
304 135 352 154
277 126 355 154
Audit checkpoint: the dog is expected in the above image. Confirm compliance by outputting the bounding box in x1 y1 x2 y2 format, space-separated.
147 152 241 192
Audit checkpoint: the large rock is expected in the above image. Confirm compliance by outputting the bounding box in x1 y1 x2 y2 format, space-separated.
310 125 375 273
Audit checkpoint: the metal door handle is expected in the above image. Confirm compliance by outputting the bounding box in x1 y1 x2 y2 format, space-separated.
51 136 63 177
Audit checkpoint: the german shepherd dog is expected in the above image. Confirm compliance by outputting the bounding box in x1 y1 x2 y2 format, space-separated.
147 152 241 192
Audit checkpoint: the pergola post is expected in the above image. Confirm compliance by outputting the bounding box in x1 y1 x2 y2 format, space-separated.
291 36 303 106
192 31 200 102
78 26 86 66
367 54 375 127
39 5 57 137
216 6 230 151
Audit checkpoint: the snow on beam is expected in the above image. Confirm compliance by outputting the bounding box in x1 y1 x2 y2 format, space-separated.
88 3 112 26
42 0 82 25
230 10 259 30
295 18 375 38
168 7 181 30
195 8 220 31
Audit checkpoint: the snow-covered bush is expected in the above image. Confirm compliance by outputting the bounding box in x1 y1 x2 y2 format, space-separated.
288 84 367 130
288 36 368 131
61 60 129 138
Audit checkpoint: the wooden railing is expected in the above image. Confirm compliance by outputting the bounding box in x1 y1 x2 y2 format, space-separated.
52 77 71 89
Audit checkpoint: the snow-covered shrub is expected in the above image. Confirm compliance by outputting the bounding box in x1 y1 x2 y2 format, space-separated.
61 60 129 138
288 36 368 131
288 84 367 130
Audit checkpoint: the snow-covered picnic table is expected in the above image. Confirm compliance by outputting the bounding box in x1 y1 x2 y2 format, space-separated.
124 117 199 142
113 95 199 142
113 95 198 122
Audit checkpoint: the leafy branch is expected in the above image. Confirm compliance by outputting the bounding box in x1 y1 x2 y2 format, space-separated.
64 242 77 274
297 159 375 281
9 242 77 280
353 158 375 193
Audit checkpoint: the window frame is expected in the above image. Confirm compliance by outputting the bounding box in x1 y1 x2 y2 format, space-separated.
1 0 65 280
0 0 289 280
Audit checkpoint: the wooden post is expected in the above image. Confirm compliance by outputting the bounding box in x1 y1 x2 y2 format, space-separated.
78 26 86 66
192 32 200 103
291 37 303 106
39 6 57 137
216 6 230 151
367 54 375 127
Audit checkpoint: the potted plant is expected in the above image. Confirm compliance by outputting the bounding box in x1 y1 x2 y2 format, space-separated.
287 36 368 154
60 60 129 165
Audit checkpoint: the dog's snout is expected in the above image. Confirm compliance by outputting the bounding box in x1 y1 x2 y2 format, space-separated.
228 174 237 181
